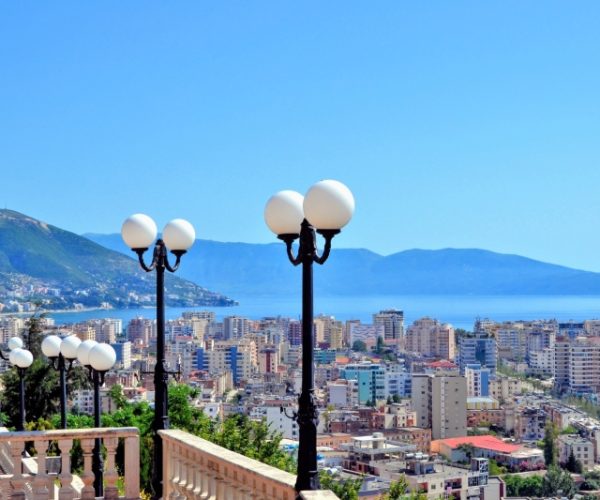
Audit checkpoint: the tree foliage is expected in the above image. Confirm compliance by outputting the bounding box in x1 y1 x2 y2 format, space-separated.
565 449 583 473
503 474 543 497
0 314 90 429
319 471 362 500
543 421 559 466
352 340 367 352
542 465 576 499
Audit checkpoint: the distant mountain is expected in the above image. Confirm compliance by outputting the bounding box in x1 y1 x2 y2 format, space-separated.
0 210 234 311
85 233 600 296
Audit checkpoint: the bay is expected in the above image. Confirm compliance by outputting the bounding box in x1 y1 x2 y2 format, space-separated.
46 294 600 330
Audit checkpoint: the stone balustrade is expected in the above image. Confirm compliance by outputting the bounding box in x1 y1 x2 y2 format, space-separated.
0 426 139 500
160 429 339 500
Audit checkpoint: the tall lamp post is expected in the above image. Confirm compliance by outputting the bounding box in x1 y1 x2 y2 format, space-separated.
41 335 82 429
8 347 34 431
77 340 116 497
121 213 195 499
264 179 354 493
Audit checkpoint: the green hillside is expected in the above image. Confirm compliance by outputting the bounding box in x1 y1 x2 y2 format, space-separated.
0 210 234 310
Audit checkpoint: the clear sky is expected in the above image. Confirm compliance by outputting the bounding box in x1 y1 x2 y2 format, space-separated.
1 2 599 270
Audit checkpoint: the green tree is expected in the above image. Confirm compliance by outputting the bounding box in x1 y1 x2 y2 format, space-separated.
0 316 90 429
385 475 408 499
543 421 559 466
352 340 367 352
542 465 576 499
375 336 385 354
488 459 506 476
565 449 583 473
456 443 476 463
319 471 362 500
108 384 128 410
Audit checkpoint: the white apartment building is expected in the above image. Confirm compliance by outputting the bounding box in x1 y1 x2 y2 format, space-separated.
558 434 595 470
528 347 554 376
412 372 467 440
555 337 600 395
223 316 250 340
405 318 455 360
254 405 299 440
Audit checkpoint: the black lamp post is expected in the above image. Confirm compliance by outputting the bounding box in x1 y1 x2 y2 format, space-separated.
121 214 195 499
77 341 116 497
41 335 81 429
7 347 34 431
265 180 354 493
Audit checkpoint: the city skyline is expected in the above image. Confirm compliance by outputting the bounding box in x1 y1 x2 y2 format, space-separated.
2 3 600 271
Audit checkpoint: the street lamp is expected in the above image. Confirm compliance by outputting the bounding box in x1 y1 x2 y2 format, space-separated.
8 347 34 431
264 179 354 493
41 334 81 429
121 213 195 499
77 340 116 497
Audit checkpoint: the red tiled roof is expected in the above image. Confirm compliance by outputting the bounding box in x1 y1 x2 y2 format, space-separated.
426 360 457 368
435 435 521 454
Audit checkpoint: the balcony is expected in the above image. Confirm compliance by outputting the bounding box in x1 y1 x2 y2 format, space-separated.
0 427 339 499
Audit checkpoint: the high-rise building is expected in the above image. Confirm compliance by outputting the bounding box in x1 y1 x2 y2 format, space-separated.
554 337 600 395
457 332 497 376
405 318 455 360
287 320 302 346
223 316 249 340
412 372 467 439
373 309 404 344
111 341 132 369
340 362 386 404
127 317 156 346
464 364 491 397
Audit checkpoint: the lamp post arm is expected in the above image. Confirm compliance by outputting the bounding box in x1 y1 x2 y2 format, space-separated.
133 245 159 272
0 351 8 362
314 229 340 265
278 235 302 266
164 250 185 273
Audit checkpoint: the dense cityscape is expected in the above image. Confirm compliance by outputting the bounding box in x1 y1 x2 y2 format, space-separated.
3 308 600 498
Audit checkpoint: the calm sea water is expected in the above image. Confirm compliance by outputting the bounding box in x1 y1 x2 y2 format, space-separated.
46 294 600 330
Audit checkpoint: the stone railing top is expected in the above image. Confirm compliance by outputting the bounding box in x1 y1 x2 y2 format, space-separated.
0 426 139 442
299 492 340 500
160 428 296 488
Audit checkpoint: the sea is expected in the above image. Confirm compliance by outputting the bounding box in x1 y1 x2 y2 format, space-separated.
44 294 600 330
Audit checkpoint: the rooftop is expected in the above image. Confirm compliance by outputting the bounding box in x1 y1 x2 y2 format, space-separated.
434 435 521 454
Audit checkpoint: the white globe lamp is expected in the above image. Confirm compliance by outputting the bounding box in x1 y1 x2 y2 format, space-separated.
121 214 158 249
77 340 98 366
163 219 196 251
41 335 62 358
8 337 23 351
264 190 305 235
10 348 33 369
89 344 117 372
304 180 354 230
60 336 82 360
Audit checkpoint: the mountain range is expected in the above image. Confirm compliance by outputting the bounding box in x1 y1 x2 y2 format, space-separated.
0 210 233 310
85 233 600 297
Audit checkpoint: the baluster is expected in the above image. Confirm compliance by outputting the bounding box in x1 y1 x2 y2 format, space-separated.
124 434 140 500
32 439 49 500
191 459 203 498
214 474 226 499
179 447 191 497
103 436 119 499
205 470 217 500
9 440 25 498
184 449 196 498
79 438 95 499
168 445 181 499
57 438 75 500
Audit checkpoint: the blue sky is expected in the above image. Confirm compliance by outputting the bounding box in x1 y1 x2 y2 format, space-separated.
1 2 599 270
